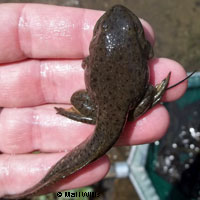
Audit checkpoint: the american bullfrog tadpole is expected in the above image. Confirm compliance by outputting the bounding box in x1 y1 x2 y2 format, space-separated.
3 5 176 199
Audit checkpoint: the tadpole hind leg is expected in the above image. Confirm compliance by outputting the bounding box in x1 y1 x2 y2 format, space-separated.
128 72 171 121
152 72 171 106
55 90 97 125
128 85 156 121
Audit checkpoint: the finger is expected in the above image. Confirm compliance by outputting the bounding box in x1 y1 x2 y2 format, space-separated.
0 59 85 107
140 18 155 46
0 104 168 154
117 104 169 145
0 105 93 154
0 154 109 197
0 58 187 108
149 57 187 101
0 4 154 63
0 3 101 63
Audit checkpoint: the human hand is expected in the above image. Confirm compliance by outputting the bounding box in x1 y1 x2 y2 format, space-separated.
0 3 187 197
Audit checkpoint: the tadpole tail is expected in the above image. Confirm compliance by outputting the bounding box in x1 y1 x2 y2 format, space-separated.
3 106 128 200
166 70 196 90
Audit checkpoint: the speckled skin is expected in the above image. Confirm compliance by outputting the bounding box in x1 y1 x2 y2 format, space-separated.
3 5 170 199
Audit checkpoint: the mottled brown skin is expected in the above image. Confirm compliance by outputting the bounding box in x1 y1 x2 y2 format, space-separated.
3 5 170 199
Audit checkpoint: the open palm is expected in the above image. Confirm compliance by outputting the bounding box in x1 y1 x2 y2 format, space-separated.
0 3 187 197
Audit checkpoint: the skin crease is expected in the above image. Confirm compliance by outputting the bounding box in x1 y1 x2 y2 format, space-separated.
0 3 187 198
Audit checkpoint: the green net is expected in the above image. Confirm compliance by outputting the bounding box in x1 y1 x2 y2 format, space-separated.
146 73 200 200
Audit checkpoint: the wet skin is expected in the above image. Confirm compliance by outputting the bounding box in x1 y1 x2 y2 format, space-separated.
4 5 170 199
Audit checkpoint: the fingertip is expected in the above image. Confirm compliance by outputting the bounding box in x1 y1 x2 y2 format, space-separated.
137 105 170 143
149 58 187 102
118 105 169 145
140 19 155 46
